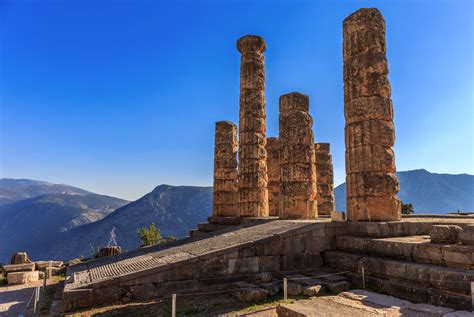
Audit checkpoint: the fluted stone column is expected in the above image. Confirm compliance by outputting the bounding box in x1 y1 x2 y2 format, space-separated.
315 143 335 215
266 137 280 217
343 8 401 221
279 93 317 219
212 121 239 217
237 35 269 217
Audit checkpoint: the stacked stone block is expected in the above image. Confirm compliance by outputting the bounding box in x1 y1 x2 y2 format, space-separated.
279 93 317 219
343 8 401 221
237 35 269 217
266 137 280 217
212 121 239 217
315 143 335 215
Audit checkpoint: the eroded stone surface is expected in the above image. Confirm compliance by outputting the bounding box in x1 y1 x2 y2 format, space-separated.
266 137 280 217
232 281 269 302
279 93 317 219
213 121 239 217
237 35 269 217
315 143 335 215
343 8 400 221
430 225 462 244
459 224 474 246
99 246 121 258
7 271 39 285
10 252 31 265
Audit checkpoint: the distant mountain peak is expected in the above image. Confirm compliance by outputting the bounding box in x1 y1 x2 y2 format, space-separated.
336 169 474 214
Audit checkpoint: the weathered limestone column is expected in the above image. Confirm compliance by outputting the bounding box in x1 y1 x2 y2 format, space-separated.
266 137 280 217
343 8 401 221
237 35 269 217
212 121 239 217
315 143 335 215
279 93 317 219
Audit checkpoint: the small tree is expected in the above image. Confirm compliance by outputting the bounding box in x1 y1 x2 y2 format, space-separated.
137 223 163 246
401 201 415 215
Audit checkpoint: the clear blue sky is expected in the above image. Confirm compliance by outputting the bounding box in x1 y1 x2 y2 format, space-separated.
1 0 473 200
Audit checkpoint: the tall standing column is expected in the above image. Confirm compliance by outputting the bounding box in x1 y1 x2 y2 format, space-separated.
237 35 269 217
212 121 239 217
315 143 335 215
343 8 401 221
279 93 317 219
266 137 280 217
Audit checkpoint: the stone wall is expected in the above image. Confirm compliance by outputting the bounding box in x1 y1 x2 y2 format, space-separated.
343 8 400 221
279 93 317 219
315 143 335 215
237 35 269 217
266 137 280 217
62 222 344 311
212 121 239 217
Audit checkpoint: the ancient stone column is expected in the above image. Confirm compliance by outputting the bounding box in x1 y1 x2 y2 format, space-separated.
279 93 317 219
237 35 269 217
343 8 401 221
212 121 239 217
266 137 280 217
315 143 335 215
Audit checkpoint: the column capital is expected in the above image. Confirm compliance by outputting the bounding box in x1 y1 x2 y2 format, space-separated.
237 35 266 54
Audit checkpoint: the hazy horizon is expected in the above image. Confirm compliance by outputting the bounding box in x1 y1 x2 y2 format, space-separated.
1 0 473 200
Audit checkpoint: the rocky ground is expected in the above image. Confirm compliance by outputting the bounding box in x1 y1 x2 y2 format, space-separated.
59 290 473 316
0 280 42 316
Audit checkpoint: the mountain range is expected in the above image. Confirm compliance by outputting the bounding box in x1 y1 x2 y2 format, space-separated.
334 169 474 213
0 169 472 262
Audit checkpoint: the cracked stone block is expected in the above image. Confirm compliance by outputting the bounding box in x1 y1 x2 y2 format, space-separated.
430 225 462 244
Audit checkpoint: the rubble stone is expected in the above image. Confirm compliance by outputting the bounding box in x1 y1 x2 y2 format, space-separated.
10 252 31 264
287 282 303 296
237 35 269 217
266 137 280 216
279 93 317 219
343 8 401 221
430 225 462 244
232 281 268 302
99 246 121 258
315 143 335 215
212 121 239 217
303 285 323 296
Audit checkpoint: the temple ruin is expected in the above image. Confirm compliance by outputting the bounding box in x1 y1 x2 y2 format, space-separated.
237 35 269 217
212 121 239 217
279 93 317 219
343 8 401 221
58 8 474 315
315 143 335 215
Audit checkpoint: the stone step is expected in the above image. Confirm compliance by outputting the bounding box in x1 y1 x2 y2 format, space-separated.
336 235 473 270
346 220 474 238
323 250 474 310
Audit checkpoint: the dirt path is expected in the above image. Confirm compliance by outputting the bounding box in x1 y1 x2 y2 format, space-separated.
0 281 42 317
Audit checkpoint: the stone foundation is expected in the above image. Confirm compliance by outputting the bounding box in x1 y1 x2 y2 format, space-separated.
62 221 343 312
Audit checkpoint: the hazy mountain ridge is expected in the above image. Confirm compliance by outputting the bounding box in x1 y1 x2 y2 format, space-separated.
0 189 129 262
0 178 92 206
335 169 474 213
41 185 212 260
